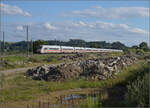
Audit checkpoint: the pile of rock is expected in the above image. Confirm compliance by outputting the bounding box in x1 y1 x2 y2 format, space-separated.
26 55 138 81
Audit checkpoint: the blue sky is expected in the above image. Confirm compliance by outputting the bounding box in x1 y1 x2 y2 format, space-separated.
1 0 149 46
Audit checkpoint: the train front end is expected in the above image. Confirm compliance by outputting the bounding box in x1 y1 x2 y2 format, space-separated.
36 45 44 54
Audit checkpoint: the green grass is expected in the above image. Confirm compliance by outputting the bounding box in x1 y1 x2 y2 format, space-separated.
109 52 123 56
0 54 70 71
80 94 102 108
0 60 146 102
125 63 149 107
81 61 149 107
3 56 28 62
2 54 61 63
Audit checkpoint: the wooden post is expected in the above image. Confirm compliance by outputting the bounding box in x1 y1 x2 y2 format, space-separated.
32 104 34 108
38 101 41 108
94 92 96 104
71 95 74 105
4 102 6 108
48 99 50 108
60 96 62 104
27 104 30 108
48 102 50 108
42 102 44 108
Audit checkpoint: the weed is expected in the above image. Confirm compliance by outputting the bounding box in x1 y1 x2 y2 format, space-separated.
0 60 147 103
125 63 149 107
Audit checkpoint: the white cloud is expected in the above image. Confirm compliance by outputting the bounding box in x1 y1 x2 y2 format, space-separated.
71 21 87 27
129 28 148 34
44 22 57 30
4 21 149 46
0 3 32 16
64 6 149 19
16 26 24 31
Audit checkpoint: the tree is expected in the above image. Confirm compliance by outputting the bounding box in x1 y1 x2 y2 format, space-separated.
89 42 102 48
139 42 149 52
132 45 139 49
68 39 86 47
111 41 127 50
33 40 48 53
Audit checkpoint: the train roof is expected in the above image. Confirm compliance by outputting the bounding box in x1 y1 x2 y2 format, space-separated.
40 45 60 48
74 47 85 49
61 46 74 49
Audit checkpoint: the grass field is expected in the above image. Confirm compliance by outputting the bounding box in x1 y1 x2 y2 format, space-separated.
0 60 147 103
0 54 76 71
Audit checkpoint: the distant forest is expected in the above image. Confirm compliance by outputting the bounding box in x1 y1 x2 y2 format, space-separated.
0 39 149 53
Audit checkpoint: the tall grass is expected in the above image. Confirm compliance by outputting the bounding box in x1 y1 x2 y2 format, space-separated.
78 61 149 107
80 94 102 108
0 54 64 71
0 60 146 102
125 62 149 107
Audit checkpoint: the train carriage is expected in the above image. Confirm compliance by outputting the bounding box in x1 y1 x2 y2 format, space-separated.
74 47 85 53
37 45 61 54
61 46 75 53
37 45 123 54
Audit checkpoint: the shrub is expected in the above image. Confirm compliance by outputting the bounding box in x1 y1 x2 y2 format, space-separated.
28 57 40 62
136 49 145 56
125 63 149 107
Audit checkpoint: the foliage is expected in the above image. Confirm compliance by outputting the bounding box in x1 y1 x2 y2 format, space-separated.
131 45 138 49
89 42 102 48
135 49 145 55
0 73 6 102
131 42 149 52
68 39 86 47
123 48 145 56
80 94 102 108
125 63 149 107
33 40 48 53
0 61 146 102
0 73 6 88
111 41 127 50
139 42 149 52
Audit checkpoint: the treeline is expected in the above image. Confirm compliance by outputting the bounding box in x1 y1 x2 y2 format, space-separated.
1 39 149 54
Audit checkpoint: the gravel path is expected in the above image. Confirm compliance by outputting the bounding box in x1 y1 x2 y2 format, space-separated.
0 67 34 75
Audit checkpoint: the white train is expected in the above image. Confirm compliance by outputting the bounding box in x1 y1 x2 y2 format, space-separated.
37 45 123 54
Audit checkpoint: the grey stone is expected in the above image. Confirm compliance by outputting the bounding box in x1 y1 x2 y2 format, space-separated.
26 55 138 81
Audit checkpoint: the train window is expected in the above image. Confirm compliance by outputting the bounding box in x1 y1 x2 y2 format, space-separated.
44 48 48 50
63 49 73 50
76 49 83 50
49 48 59 50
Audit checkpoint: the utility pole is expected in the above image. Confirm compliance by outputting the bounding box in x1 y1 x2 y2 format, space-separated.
2 32 4 55
26 25 29 57
55 39 57 45
0 31 1 59
0 32 1 55
31 39 33 55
